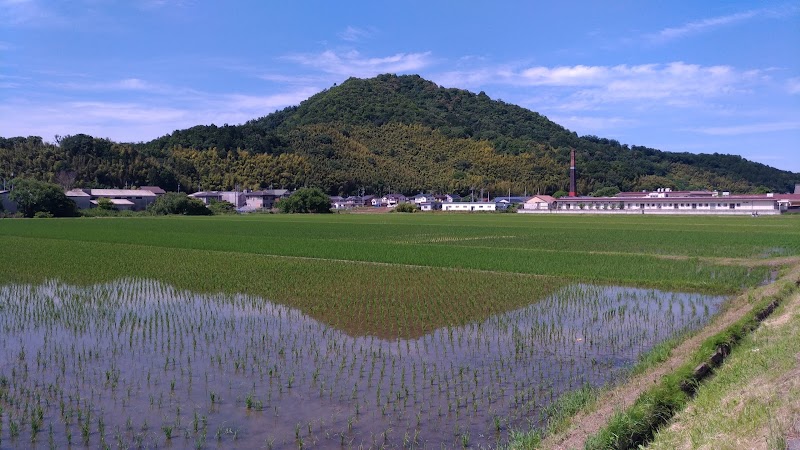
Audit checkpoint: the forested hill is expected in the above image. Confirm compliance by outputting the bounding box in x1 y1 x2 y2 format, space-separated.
1 74 797 195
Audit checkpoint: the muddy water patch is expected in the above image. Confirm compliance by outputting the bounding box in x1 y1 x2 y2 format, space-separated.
0 280 725 448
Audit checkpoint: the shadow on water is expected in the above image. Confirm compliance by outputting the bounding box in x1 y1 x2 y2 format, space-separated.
0 280 725 448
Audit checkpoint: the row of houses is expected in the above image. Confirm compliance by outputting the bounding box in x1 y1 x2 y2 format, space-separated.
62 187 292 212
3 183 799 216
188 189 291 211
330 193 463 210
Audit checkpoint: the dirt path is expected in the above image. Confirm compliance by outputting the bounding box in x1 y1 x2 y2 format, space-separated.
540 262 800 450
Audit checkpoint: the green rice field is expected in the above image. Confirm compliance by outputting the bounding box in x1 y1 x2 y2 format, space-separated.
0 214 798 448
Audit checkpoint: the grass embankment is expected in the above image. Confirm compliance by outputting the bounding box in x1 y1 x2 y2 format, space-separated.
647 290 800 449
527 262 800 449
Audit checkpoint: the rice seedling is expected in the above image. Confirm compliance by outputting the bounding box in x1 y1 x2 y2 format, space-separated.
0 278 728 447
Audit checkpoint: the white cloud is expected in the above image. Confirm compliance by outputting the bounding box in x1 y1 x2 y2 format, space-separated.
0 85 319 142
286 50 433 78
338 26 375 42
438 62 762 110
548 115 636 133
691 121 800 136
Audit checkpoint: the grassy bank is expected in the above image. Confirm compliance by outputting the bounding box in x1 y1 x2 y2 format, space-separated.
647 290 800 449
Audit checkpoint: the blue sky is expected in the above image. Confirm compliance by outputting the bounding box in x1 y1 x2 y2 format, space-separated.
2 1 799 173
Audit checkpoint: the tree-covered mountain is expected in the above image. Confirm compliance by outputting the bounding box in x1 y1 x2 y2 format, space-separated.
1 74 797 195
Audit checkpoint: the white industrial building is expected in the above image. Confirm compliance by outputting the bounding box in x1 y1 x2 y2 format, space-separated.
519 189 798 215
442 201 497 212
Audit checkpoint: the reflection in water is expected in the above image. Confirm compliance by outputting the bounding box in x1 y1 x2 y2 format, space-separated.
0 280 724 448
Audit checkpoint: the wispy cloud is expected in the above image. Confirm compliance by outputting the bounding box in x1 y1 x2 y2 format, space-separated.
338 26 375 42
286 50 433 78
0 0 64 26
691 121 800 136
651 10 759 42
50 78 163 92
647 5 800 43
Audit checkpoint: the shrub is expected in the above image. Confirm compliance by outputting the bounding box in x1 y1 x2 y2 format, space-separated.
393 202 418 213
277 188 330 214
207 199 237 215
148 192 212 216
96 197 116 210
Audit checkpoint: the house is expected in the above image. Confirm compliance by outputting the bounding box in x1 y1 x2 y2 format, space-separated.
492 196 529 210
139 186 166 196
775 194 800 211
244 189 290 210
412 193 438 205
380 194 407 207
189 191 224 204
189 191 253 208
66 188 158 211
419 202 442 211
361 195 376 207
522 195 556 211
795 184 800 195
0 190 17 213
65 189 92 209
432 194 462 203
332 197 356 210
441 201 497 212
330 196 344 208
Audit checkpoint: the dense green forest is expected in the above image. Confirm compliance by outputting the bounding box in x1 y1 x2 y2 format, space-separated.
1 74 797 195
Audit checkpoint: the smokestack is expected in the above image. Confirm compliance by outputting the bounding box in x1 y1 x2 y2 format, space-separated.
569 149 577 197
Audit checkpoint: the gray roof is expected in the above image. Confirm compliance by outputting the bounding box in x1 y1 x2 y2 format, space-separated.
91 189 157 197
189 191 225 197
492 196 529 203
65 189 91 197
139 186 166 195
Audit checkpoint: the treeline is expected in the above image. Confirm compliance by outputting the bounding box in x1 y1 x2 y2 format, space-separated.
1 74 797 195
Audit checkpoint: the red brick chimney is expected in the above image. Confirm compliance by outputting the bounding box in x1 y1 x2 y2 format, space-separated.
569 149 577 197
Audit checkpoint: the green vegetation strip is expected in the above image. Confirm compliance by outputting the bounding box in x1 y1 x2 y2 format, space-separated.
583 276 800 449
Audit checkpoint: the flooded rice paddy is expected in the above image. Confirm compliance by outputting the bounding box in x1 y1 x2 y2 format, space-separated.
0 280 725 448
